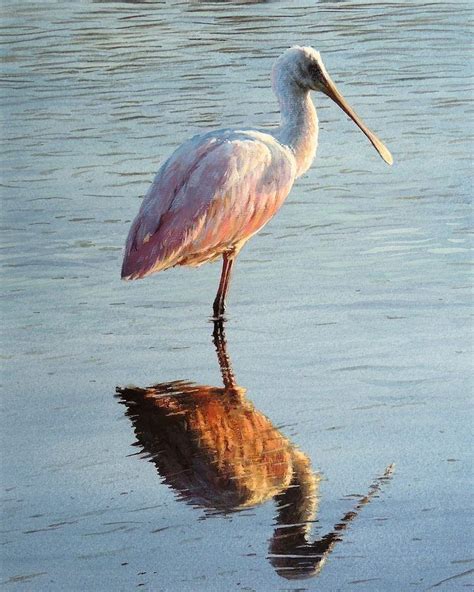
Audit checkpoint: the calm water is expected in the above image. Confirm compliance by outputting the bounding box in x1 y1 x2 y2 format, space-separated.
1 0 472 590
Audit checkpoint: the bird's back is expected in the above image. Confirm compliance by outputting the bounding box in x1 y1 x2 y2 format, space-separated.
122 129 296 280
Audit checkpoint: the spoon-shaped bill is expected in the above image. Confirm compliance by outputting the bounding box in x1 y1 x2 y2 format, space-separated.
321 74 393 166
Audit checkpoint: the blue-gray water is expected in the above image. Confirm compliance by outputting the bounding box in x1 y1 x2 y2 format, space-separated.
1 1 472 590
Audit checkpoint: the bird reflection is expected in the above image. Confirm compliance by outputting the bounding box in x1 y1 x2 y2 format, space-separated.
116 321 393 580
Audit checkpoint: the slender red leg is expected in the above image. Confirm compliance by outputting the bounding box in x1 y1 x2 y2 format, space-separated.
213 252 235 318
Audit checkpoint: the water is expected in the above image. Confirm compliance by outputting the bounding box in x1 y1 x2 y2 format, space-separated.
1 0 472 590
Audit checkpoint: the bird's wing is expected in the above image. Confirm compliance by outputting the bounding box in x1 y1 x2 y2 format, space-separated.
122 131 295 279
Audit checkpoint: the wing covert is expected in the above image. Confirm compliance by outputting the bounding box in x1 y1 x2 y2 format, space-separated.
122 132 295 279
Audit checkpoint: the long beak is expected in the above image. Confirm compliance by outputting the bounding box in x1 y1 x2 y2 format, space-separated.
321 73 393 166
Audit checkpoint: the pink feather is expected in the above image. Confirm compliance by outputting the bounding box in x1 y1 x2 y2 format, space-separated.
122 130 296 280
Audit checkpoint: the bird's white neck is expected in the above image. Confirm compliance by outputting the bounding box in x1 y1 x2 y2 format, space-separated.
274 82 319 177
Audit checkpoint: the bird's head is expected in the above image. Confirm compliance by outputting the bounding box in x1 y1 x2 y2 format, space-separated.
273 46 393 165
273 46 329 93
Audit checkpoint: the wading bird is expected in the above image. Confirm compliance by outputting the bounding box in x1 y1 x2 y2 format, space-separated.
122 46 392 317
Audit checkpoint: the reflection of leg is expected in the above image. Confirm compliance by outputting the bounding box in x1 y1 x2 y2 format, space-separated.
212 318 225 351
212 319 236 390
213 252 235 319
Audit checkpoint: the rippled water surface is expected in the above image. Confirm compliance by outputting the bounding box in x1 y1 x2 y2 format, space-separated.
1 1 472 590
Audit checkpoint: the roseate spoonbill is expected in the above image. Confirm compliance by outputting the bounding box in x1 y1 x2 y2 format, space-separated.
121 46 392 317
117 320 395 579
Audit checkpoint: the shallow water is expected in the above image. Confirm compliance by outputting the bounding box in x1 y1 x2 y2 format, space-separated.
1 0 472 590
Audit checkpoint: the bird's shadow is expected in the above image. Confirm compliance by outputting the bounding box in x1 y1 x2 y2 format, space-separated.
116 320 394 580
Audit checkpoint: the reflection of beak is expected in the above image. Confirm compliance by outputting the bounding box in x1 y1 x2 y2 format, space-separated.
321 72 393 166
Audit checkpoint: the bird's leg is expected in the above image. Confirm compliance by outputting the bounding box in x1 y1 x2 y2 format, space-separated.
213 252 235 319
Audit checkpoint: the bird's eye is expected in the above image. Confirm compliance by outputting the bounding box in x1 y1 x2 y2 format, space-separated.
308 63 322 80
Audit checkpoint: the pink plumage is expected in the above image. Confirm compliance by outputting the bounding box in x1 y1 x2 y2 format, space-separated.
121 47 392 317
121 130 295 280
